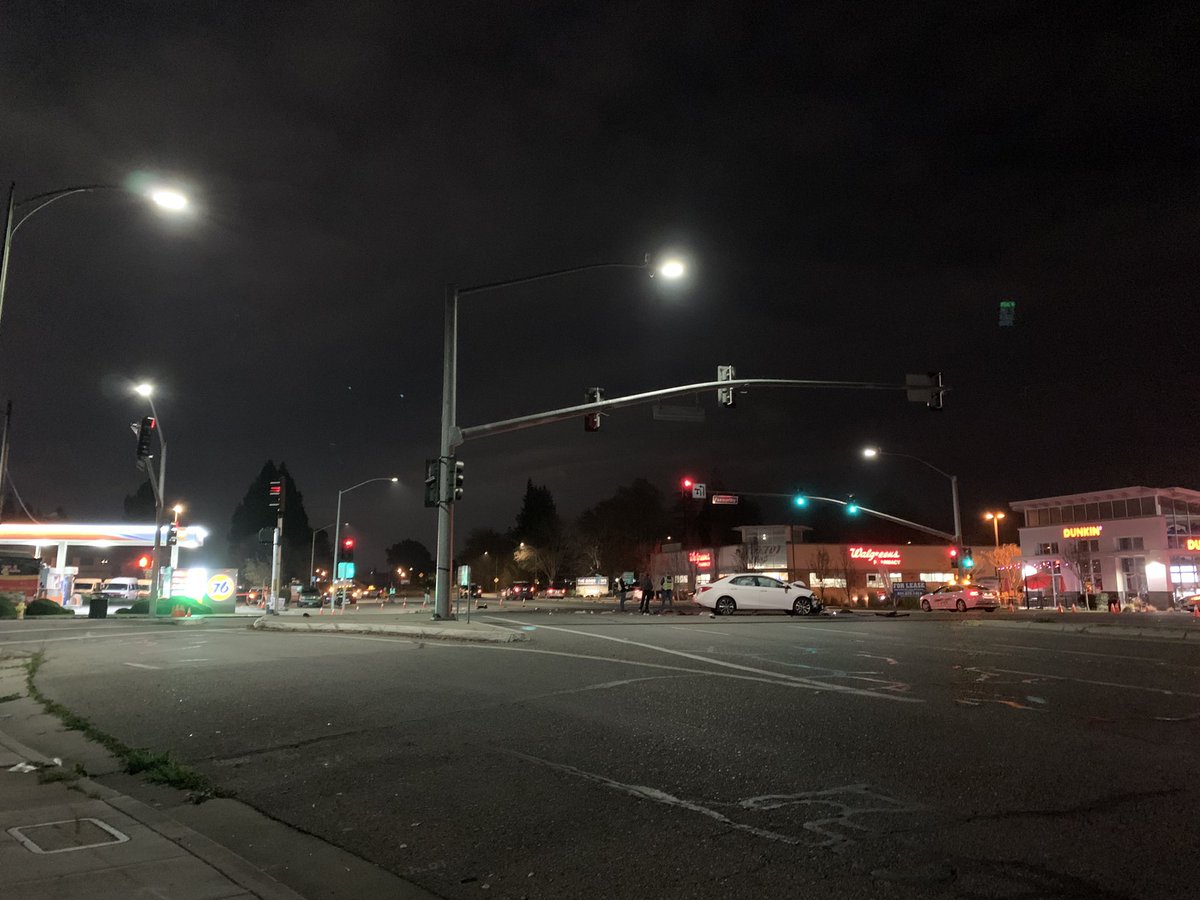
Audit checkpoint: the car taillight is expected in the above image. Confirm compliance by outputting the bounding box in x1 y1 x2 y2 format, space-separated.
698 585 712 593
968 590 979 597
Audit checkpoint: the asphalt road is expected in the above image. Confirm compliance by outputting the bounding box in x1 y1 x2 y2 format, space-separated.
3 613 1198 899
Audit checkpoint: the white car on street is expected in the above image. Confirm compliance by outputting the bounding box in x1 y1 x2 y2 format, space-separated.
919 583 999 612
695 574 822 616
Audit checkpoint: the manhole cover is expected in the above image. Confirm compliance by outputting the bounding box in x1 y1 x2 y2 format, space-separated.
7 818 130 854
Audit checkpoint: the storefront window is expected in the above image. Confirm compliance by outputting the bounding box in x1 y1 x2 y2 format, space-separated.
1049 507 1062 524
1037 542 1059 554
1111 499 1127 518
1099 501 1113 519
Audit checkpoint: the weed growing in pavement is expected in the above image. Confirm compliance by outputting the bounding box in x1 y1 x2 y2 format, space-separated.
24 650 222 802
0 692 22 703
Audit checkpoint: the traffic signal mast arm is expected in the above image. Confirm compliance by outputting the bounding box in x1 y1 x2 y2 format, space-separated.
456 374 946 446
732 490 957 543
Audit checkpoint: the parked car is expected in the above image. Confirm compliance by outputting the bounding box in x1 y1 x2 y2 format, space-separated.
506 581 536 600
542 580 569 598
297 587 322 608
919 583 999 612
695 574 822 616
1179 594 1199 613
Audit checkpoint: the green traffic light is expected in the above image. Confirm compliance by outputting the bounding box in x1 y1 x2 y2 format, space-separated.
846 503 860 515
793 495 807 507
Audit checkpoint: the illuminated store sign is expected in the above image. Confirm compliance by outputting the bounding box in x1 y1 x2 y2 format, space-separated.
848 547 902 566
1187 539 1200 551
1062 525 1103 538
687 550 713 569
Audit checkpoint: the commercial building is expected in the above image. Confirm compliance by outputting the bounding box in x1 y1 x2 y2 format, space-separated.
653 525 961 605
1011 486 1200 608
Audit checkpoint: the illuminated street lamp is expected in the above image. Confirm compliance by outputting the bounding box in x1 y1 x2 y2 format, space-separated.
434 254 685 620
0 180 180 515
331 477 399 603
984 511 1007 548
861 445 962 546
134 383 167 614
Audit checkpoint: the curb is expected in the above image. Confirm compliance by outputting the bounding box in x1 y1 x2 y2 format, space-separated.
0 726 305 900
964 619 1198 641
250 616 528 642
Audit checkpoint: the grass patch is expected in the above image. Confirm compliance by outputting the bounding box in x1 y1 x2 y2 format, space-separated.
24 651 221 802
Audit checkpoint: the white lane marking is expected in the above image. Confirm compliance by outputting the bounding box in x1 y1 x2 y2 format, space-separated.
668 626 734 636
481 617 921 703
975 666 1200 698
178 658 210 663
123 662 161 670
0 629 231 646
302 632 913 693
505 750 802 845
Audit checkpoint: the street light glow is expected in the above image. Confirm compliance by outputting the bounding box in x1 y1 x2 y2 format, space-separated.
134 383 153 397
861 446 880 458
172 504 184 515
658 259 686 279
390 477 399 483
149 188 188 211
984 511 1006 521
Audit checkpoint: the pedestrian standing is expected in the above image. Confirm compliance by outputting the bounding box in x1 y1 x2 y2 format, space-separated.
660 574 673 609
616 577 628 612
639 572 653 614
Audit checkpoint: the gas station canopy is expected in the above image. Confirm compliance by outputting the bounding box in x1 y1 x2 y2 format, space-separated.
0 523 209 550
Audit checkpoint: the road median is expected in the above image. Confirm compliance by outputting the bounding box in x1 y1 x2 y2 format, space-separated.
251 615 528 642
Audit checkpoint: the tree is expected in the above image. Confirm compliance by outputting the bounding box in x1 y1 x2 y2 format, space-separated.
577 478 669 576
836 547 858 606
512 479 560 547
227 461 315 582
123 481 156 521
1060 539 1096 608
805 549 833 601
985 543 1023 608
386 539 435 582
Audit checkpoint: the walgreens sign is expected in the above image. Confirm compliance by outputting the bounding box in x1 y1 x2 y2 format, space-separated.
848 546 902 566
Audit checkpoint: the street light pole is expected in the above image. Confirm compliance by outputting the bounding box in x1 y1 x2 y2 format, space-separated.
863 447 962 546
135 387 167 616
434 256 684 620
331 477 397 610
984 511 1006 548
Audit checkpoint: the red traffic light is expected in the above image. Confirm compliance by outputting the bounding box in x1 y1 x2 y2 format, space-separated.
948 547 958 557
137 555 151 568
343 538 355 549
681 477 694 490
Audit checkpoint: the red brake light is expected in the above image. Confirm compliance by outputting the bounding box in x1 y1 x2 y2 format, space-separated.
698 585 711 593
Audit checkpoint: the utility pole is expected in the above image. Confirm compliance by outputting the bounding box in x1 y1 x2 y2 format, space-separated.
269 476 286 613
0 400 11 522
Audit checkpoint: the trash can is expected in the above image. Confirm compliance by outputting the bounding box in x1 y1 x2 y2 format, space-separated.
87 594 109 619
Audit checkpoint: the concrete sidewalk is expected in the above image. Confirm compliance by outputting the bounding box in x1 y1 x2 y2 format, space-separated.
1 728 303 900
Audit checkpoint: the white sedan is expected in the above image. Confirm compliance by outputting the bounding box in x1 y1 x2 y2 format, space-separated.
919 583 999 612
695 574 821 616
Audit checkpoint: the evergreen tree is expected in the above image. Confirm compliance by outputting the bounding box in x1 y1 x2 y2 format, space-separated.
228 460 316 581
123 481 157 521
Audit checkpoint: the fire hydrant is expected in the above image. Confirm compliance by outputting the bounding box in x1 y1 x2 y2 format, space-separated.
15 599 27 620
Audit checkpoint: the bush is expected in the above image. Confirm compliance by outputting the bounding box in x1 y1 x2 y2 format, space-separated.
0 594 18 619
116 596 216 616
26 598 74 616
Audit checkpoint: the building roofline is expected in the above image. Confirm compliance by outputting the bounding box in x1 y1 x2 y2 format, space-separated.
1010 486 1200 510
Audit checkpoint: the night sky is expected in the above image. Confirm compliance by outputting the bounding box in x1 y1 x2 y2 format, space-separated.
1 2 1195 568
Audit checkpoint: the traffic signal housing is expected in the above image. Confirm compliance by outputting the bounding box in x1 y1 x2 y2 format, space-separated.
424 459 440 508
584 387 603 432
166 523 179 546
453 460 465 501
949 547 959 569
717 365 736 407
341 537 355 563
268 480 283 509
135 416 156 461
961 547 974 570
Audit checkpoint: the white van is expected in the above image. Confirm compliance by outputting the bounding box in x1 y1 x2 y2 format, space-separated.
99 577 151 600
70 578 105 603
